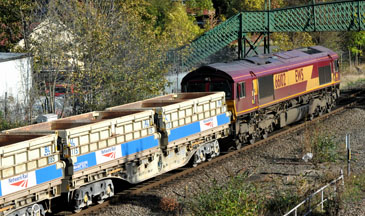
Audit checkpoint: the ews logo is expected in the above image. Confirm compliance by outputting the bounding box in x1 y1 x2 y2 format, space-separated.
295 68 304 82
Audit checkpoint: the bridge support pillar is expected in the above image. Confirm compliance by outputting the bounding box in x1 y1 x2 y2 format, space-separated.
239 33 270 58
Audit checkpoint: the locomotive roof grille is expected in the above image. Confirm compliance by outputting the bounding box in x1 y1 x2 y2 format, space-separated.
243 55 281 65
299 47 322 55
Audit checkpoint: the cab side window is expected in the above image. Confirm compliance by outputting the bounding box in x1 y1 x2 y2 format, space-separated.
319 65 331 85
237 82 246 98
334 60 339 72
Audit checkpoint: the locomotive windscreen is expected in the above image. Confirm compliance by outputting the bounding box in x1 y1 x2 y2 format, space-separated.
184 78 232 99
185 81 206 92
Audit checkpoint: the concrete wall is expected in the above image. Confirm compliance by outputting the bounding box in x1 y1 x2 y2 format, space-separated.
165 72 188 93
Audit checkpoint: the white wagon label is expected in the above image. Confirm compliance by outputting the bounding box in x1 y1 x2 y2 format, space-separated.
95 145 122 165
199 117 218 132
1 171 37 196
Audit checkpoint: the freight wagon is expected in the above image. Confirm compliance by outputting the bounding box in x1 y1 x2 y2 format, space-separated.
0 92 230 215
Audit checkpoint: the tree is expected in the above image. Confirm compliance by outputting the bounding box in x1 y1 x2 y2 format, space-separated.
212 0 265 18
0 0 37 51
342 31 365 66
186 0 214 11
186 0 214 17
26 1 75 115
11 0 172 114
162 3 203 48
271 32 314 51
10 0 206 115
143 0 204 48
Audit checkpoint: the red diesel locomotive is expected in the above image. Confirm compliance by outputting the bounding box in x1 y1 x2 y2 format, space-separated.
182 46 340 147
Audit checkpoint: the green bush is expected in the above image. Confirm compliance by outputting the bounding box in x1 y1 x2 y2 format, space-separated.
187 175 264 216
311 132 339 163
0 111 23 131
265 190 302 216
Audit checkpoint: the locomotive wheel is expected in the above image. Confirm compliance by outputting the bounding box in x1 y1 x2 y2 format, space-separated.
327 105 331 113
310 107 319 120
319 107 325 116
327 103 334 113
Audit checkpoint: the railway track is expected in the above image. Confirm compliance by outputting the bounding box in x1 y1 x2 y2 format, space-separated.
53 89 364 216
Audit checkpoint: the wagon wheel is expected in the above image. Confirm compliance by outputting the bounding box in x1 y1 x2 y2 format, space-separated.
74 208 82 213
249 136 256 144
214 142 220 156
193 153 200 167
83 193 91 206
97 192 105 204
200 150 206 162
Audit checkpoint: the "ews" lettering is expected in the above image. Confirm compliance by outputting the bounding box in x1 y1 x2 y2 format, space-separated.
295 68 304 82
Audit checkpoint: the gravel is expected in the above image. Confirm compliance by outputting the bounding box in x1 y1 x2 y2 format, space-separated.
96 107 365 216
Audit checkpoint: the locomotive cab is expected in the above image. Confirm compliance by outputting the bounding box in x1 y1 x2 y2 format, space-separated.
182 67 233 98
181 66 237 118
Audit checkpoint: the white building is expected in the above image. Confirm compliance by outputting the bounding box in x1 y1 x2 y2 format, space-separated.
0 53 32 120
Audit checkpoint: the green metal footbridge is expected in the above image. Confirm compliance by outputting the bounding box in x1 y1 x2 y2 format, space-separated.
178 0 365 69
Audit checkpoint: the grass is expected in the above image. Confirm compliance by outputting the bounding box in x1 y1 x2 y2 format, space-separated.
344 78 365 89
341 173 365 202
186 175 311 216
186 175 264 216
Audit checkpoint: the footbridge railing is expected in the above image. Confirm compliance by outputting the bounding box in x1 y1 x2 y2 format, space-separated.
179 1 365 69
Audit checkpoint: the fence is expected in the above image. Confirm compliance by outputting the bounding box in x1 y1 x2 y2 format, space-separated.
284 169 344 216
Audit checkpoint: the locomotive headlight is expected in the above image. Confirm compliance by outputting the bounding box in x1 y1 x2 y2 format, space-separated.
204 77 211 81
